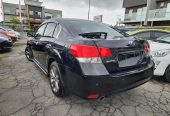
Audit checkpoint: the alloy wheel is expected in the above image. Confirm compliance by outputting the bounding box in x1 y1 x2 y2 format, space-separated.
50 66 60 92
25 47 33 61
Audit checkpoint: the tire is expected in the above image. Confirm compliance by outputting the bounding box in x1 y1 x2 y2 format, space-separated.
25 47 33 61
49 61 66 97
164 66 170 83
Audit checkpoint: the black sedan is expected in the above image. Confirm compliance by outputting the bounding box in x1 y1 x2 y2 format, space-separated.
0 33 13 51
25 18 154 99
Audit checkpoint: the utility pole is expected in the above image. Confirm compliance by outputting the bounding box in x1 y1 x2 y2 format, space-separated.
144 0 151 26
88 0 91 20
25 0 30 27
19 0 22 23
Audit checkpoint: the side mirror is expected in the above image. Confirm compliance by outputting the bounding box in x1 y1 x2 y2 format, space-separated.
27 32 35 37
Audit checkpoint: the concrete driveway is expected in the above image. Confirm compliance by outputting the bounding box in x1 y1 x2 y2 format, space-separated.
0 42 170 116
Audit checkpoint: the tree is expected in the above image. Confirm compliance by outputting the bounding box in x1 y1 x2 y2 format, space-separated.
10 18 21 24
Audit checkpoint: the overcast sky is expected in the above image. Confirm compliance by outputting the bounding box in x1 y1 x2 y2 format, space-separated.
3 0 124 25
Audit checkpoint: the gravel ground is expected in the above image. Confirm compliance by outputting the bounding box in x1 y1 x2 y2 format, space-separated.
0 41 170 116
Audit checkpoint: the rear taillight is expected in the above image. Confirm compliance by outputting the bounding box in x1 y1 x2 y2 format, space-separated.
146 43 150 54
98 47 112 57
70 44 112 63
87 93 100 99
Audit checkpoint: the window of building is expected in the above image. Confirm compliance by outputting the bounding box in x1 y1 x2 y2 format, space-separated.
16 9 19 15
29 11 33 15
128 9 133 17
160 2 165 8
4 15 11 22
45 12 53 18
38 12 41 17
16 9 25 15
4 7 10 14
44 23 56 37
57 14 61 18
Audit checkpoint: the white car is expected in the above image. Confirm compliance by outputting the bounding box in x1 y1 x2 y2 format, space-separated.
149 34 170 82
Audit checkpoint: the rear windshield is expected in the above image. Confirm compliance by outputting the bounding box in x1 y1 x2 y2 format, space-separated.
64 20 123 39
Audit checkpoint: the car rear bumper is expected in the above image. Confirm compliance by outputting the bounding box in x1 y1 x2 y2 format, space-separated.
63 63 153 99
153 56 170 76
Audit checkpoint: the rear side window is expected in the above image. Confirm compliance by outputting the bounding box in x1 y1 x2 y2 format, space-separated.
135 31 151 40
44 23 56 37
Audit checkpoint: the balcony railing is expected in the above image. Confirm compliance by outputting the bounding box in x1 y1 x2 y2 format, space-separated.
124 8 170 22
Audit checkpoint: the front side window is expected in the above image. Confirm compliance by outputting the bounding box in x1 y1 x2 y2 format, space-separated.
161 36 170 42
35 24 47 38
157 34 170 42
44 23 56 37
153 31 168 39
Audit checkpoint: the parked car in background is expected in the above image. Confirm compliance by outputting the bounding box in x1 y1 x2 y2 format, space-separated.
113 27 136 35
111 26 130 37
129 29 170 40
0 28 17 42
149 34 170 82
0 27 19 41
0 33 13 50
25 18 154 99
7 28 21 39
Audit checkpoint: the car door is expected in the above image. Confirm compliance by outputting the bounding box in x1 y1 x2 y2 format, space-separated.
134 31 151 40
32 24 47 62
38 22 58 69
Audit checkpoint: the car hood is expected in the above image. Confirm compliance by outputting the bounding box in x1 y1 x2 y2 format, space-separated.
148 40 170 52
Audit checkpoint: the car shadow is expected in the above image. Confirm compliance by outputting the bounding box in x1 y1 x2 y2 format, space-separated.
0 49 12 54
152 76 169 84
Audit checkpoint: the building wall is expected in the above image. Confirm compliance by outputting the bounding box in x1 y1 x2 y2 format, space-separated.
3 3 26 22
2 2 62 23
28 5 42 19
150 0 157 10
123 0 170 26
123 0 146 8
44 8 62 19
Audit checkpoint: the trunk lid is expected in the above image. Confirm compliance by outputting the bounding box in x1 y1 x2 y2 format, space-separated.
93 37 149 73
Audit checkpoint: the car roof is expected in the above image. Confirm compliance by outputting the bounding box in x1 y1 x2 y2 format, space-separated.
43 18 88 23
43 18 109 26
129 29 170 35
